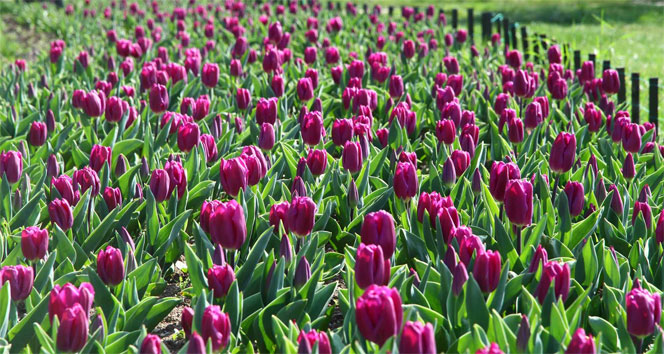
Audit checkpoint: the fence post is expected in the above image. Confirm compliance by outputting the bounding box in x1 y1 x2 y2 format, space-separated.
632 73 640 123
533 32 540 59
495 17 502 36
388 5 393 16
539 34 547 61
588 53 596 66
481 12 490 40
503 18 510 48
363 3 368 14
468 8 474 41
574 50 581 71
602 60 610 71
510 25 517 51
452 9 458 29
521 27 529 60
650 78 659 132
617 68 626 104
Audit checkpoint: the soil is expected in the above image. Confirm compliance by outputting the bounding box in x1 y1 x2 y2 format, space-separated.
153 258 192 352
1 15 53 63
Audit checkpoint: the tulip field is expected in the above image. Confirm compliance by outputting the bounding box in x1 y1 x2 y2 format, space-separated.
1 0 664 353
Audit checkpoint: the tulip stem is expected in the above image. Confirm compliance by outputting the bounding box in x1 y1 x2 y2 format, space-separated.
515 226 522 254
552 174 560 204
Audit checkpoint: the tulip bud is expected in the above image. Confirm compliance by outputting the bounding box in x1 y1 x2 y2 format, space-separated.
97 246 125 286
89 144 112 173
442 158 456 186
504 180 533 226
608 184 623 215
564 182 584 217
209 200 247 250
114 154 128 177
219 157 248 197
332 119 354 146
361 211 396 259
287 196 316 237
549 132 577 173
565 328 596 354
489 161 521 202
207 264 235 298
535 261 570 303
632 201 652 229
529 245 549 273
149 169 171 202
28 122 48 146
139 335 162 354
56 304 88 353
298 330 332 354
356 285 403 346
508 118 524 143
355 243 390 289
625 282 661 338
452 262 468 296
0 151 23 184
201 305 231 351
399 321 436 354
301 111 325 146
187 332 206 354
49 198 73 231
297 78 314 101
291 176 307 198
622 152 636 180
348 179 359 208
472 168 482 194
181 307 194 339
0 265 33 301
473 250 501 293
394 162 418 200
149 84 169 113
177 122 200 153
294 256 311 288
656 211 664 244
389 75 404 98
201 63 219 88
46 109 56 132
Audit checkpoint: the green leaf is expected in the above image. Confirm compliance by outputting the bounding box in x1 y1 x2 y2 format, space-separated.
466 277 490 330
82 207 120 253
236 227 272 291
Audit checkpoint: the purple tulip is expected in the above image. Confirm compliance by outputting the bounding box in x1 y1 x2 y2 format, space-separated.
355 243 390 289
361 211 396 259
473 250 502 293
356 285 403 346
49 282 95 322
399 321 436 354
207 264 235 298
209 200 247 250
97 246 125 286
56 304 88 352
535 261 570 303
219 157 248 197
565 328 596 354
201 305 231 351
0 265 33 301
286 196 316 237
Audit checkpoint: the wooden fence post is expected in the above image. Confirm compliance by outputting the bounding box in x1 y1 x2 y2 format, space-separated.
632 73 640 123
650 78 659 132
574 50 581 71
521 27 529 60
602 60 610 71
588 53 596 66
452 9 458 29
481 12 490 40
533 32 540 59
468 8 474 40
510 25 517 51
617 68 626 104
503 18 510 48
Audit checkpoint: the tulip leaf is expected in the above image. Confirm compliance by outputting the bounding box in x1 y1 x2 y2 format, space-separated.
0 283 10 338
8 293 49 351
465 277 490 330
8 190 43 229
153 209 192 259
33 323 54 353
588 316 619 352
184 242 207 295
81 206 120 254
236 227 272 291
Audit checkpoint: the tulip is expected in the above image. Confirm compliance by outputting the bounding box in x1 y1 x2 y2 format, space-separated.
49 282 95 322
403 40 415 58
459 234 485 266
389 75 404 98
332 119 354 146
88 145 112 173
182 307 194 338
355 285 403 348
656 211 664 244
103 186 122 211
209 200 246 250
297 78 314 102
149 169 171 202
230 59 242 77
301 111 325 146
476 343 505 354
177 122 200 153
580 61 595 83
473 250 502 293
342 141 363 173
298 330 332 354
524 101 543 129
564 182 584 217
207 264 235 298
28 121 48 146
201 63 219 88
257 123 275 151
602 69 620 94
149 84 169 113
399 321 436 354
565 328 596 354
583 103 602 133
201 305 231 351
626 280 661 338
361 211 396 258
163 160 186 200
292 255 312 288
83 90 106 117
606 184 623 215
51 174 79 206
115 154 128 176
56 304 88 353
489 161 521 202
192 96 210 121
551 78 568 100
394 162 418 201
46 154 60 179
504 180 533 227
96 246 124 286
550 132 576 173
506 50 522 68
632 201 652 229
622 152 636 180
528 245 549 273
21 226 48 261
199 134 217 163
436 119 456 145
140 334 162 354
622 123 642 153
355 243 390 289
535 261 570 303
514 70 530 97
219 157 248 197
0 265 33 301
452 262 469 296
441 158 456 186
187 332 206 353
49 198 73 231
236 88 251 110
255 98 278 126
286 196 316 237
547 45 562 64
306 149 327 176
0 151 23 184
